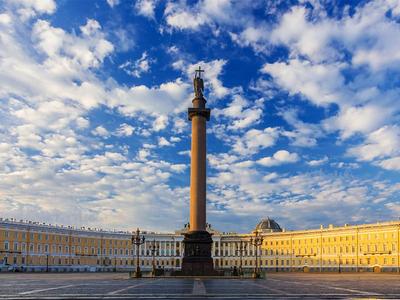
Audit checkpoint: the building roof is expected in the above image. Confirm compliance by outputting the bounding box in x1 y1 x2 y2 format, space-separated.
255 218 282 232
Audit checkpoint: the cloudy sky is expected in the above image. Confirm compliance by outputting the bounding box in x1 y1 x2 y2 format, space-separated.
0 0 400 233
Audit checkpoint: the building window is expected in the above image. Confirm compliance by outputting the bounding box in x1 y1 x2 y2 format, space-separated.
4 241 9 251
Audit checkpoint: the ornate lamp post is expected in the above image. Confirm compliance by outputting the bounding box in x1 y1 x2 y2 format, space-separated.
235 240 247 276
46 253 49 273
131 228 145 278
250 231 264 278
149 239 159 276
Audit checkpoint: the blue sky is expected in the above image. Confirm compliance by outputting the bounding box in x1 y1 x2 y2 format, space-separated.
0 0 400 233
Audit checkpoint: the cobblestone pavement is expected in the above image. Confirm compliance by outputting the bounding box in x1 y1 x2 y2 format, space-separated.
0 273 400 299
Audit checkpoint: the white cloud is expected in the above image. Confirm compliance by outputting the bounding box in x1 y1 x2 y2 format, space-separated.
135 0 157 19
152 115 168 132
262 59 346 107
76 117 90 129
32 19 114 69
80 19 101 36
378 157 400 171
158 136 171 147
170 163 186 173
271 6 338 63
115 123 134 137
385 202 400 215
7 0 56 20
108 79 191 116
91 126 109 137
214 95 263 131
178 150 190 157
257 150 299 167
164 1 209 31
324 105 392 140
229 24 270 53
330 162 360 169
307 156 328 167
208 153 239 171
106 0 120 8
172 118 187 134
163 0 255 33
347 126 400 162
232 127 280 155
279 109 323 147
119 52 152 78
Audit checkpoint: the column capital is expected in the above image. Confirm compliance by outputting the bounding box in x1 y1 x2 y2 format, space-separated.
188 108 211 121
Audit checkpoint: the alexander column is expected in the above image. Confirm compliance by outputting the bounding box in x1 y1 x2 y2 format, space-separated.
181 67 215 275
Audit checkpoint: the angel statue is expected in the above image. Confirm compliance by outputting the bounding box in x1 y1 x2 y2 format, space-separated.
193 66 204 98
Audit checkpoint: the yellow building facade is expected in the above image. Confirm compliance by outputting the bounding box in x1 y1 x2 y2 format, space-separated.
0 217 399 273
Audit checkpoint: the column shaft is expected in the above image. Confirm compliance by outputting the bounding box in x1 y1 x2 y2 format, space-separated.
190 114 207 231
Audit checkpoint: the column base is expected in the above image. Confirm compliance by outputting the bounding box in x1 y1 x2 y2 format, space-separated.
180 231 217 276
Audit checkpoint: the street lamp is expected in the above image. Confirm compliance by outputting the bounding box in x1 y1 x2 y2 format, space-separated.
149 239 159 277
235 240 247 276
131 228 145 278
250 231 264 278
46 253 49 273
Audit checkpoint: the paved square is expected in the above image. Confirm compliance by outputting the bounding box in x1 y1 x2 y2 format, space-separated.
0 273 400 299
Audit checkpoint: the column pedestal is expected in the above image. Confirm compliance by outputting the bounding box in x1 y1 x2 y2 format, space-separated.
181 231 216 276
